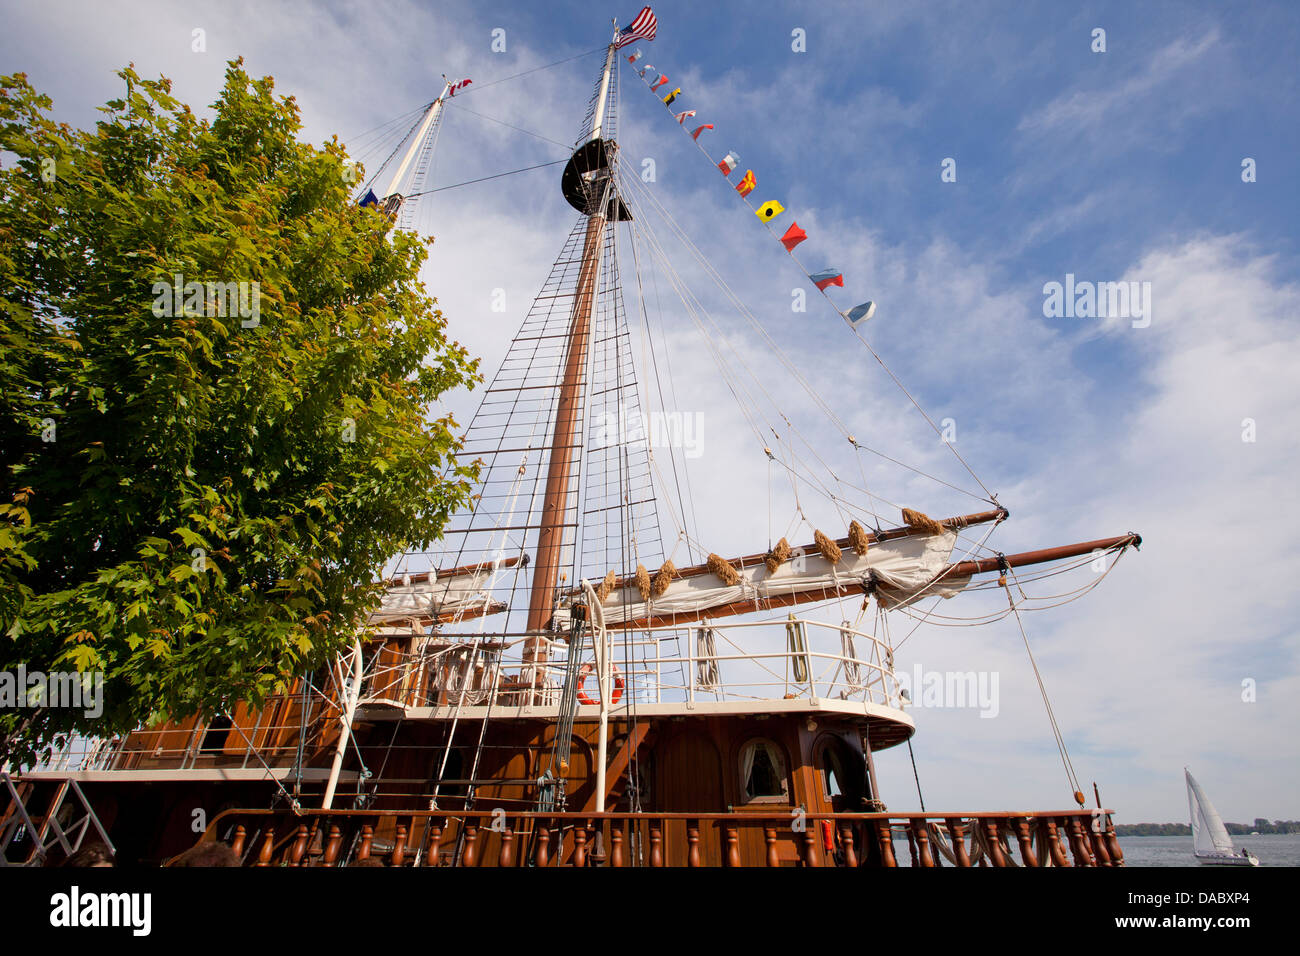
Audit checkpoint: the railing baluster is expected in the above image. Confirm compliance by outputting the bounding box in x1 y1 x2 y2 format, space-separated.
1041 819 1070 867
724 824 740 867
535 826 551 867
391 821 408 867
981 821 1007 867
1066 816 1094 867
255 825 276 867
499 826 516 867
424 821 443 867
802 828 819 867
323 824 342 866
357 824 374 862
288 824 309 866
945 818 971 867
1104 815 1125 866
838 822 858 867
231 824 246 859
1089 818 1113 867
1013 817 1038 867
911 820 935 867
572 824 588 868
462 823 479 867
764 826 779 867
649 821 663 867
686 821 700 868
610 825 625 867
876 819 897 867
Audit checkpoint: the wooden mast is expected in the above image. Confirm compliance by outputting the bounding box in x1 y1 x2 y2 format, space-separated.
525 35 621 653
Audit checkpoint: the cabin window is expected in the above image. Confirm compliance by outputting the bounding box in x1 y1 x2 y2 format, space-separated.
739 739 789 803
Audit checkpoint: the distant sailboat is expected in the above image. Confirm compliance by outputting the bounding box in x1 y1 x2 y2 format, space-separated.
1185 769 1259 866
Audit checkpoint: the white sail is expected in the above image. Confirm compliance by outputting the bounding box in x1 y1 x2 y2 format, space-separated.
370 567 502 623
1186 769 1236 855
596 529 969 625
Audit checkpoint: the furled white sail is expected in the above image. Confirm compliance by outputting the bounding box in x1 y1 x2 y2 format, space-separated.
370 568 501 623
1186 769 1236 855
596 530 969 625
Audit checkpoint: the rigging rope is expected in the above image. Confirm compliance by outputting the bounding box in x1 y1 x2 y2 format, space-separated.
457 46 606 95
403 158 567 198
1003 566 1085 802
444 100 573 149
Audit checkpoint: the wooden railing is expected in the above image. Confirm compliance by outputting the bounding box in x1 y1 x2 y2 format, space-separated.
195 807 1124 867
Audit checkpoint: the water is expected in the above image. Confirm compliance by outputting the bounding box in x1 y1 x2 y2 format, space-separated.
1118 833 1300 867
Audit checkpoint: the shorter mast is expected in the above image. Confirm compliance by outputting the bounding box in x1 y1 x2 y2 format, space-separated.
380 79 452 217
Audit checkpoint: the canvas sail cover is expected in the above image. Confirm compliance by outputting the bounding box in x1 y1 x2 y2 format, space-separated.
370 567 500 624
1186 769 1235 855
596 530 970 625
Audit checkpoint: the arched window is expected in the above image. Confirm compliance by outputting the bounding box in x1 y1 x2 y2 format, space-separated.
818 740 846 800
814 736 863 806
739 738 789 803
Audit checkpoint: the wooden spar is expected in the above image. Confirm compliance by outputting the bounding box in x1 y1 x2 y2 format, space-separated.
381 554 524 588
587 507 1009 592
945 533 1141 577
525 38 620 648
611 531 1141 629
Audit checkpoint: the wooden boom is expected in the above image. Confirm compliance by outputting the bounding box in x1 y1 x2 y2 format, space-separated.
611 530 1141 629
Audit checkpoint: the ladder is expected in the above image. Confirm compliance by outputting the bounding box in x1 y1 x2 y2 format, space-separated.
0 771 115 866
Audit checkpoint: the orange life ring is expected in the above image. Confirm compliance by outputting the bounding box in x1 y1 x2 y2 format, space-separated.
576 663 624 706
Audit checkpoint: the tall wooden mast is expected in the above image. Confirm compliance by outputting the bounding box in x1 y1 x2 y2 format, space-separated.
525 33 623 644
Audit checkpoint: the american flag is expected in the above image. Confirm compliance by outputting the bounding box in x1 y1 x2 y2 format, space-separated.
616 7 657 49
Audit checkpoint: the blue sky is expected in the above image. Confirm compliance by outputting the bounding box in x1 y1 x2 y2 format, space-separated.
3 0 1298 826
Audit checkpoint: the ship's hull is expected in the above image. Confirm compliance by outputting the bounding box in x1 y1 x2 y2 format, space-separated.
1194 852 1258 866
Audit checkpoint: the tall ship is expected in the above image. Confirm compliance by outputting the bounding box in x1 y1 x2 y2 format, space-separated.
3 10 1139 868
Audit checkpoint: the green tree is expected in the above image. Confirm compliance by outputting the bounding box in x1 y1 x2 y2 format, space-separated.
0 61 479 765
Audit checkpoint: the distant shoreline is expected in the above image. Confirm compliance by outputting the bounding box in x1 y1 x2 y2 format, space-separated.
1116 822 1298 837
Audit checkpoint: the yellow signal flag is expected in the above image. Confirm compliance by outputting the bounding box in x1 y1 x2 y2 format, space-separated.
755 200 785 222
736 170 757 197
662 87 682 105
